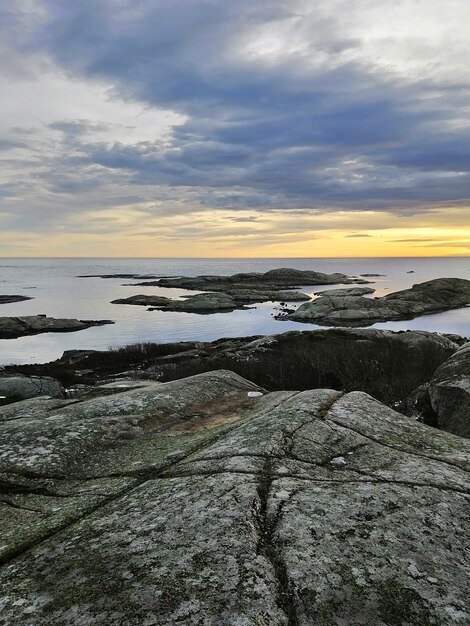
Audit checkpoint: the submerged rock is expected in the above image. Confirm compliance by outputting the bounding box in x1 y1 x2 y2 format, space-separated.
285 277 470 326
0 315 114 339
0 370 468 625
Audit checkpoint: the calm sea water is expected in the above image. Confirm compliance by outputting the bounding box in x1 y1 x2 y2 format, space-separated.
0 257 469 365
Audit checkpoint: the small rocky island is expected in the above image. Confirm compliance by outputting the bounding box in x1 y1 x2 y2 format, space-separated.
0 295 33 305
0 363 469 624
1 270 470 625
0 315 114 339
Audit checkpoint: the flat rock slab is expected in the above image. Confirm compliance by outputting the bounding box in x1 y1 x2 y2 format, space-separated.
0 370 469 624
0 315 114 339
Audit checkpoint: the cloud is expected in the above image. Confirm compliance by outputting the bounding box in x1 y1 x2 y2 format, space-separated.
0 0 469 254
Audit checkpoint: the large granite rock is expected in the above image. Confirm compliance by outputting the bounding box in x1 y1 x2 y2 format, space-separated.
314 286 375 297
113 290 309 313
0 295 33 304
285 277 470 326
0 376 64 402
0 369 468 625
407 342 470 438
0 315 114 339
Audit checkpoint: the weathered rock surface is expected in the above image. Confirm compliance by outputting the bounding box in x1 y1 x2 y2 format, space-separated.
0 315 114 339
133 267 368 291
286 277 470 326
407 342 470 438
0 376 64 402
0 369 468 625
0 295 33 304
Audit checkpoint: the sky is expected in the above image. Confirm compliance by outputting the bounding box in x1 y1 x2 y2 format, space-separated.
1 0 469 257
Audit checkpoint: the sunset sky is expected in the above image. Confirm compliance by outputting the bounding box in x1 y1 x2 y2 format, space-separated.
1 0 469 257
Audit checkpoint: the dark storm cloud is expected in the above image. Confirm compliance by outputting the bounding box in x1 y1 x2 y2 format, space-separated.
3 0 470 217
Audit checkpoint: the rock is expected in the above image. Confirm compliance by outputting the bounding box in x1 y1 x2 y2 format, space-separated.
111 294 171 307
77 273 163 279
113 290 310 312
10 329 459 412
314 286 375 297
409 342 470 438
0 370 468 625
160 292 238 312
285 278 470 326
360 273 385 277
0 376 64 402
132 267 364 291
0 295 33 304
225 288 310 303
0 315 114 339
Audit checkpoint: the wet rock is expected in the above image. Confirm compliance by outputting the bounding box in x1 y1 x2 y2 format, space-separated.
0 315 114 339
0 370 468 625
0 376 64 403
285 278 470 326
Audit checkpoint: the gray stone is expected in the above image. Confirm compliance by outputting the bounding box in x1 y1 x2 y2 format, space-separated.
0 370 468 625
0 315 114 339
111 294 171 307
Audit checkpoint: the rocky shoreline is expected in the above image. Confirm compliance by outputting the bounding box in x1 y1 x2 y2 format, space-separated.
0 315 114 339
1 279 469 625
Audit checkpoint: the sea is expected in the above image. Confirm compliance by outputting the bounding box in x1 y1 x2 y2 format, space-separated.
0 257 469 365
